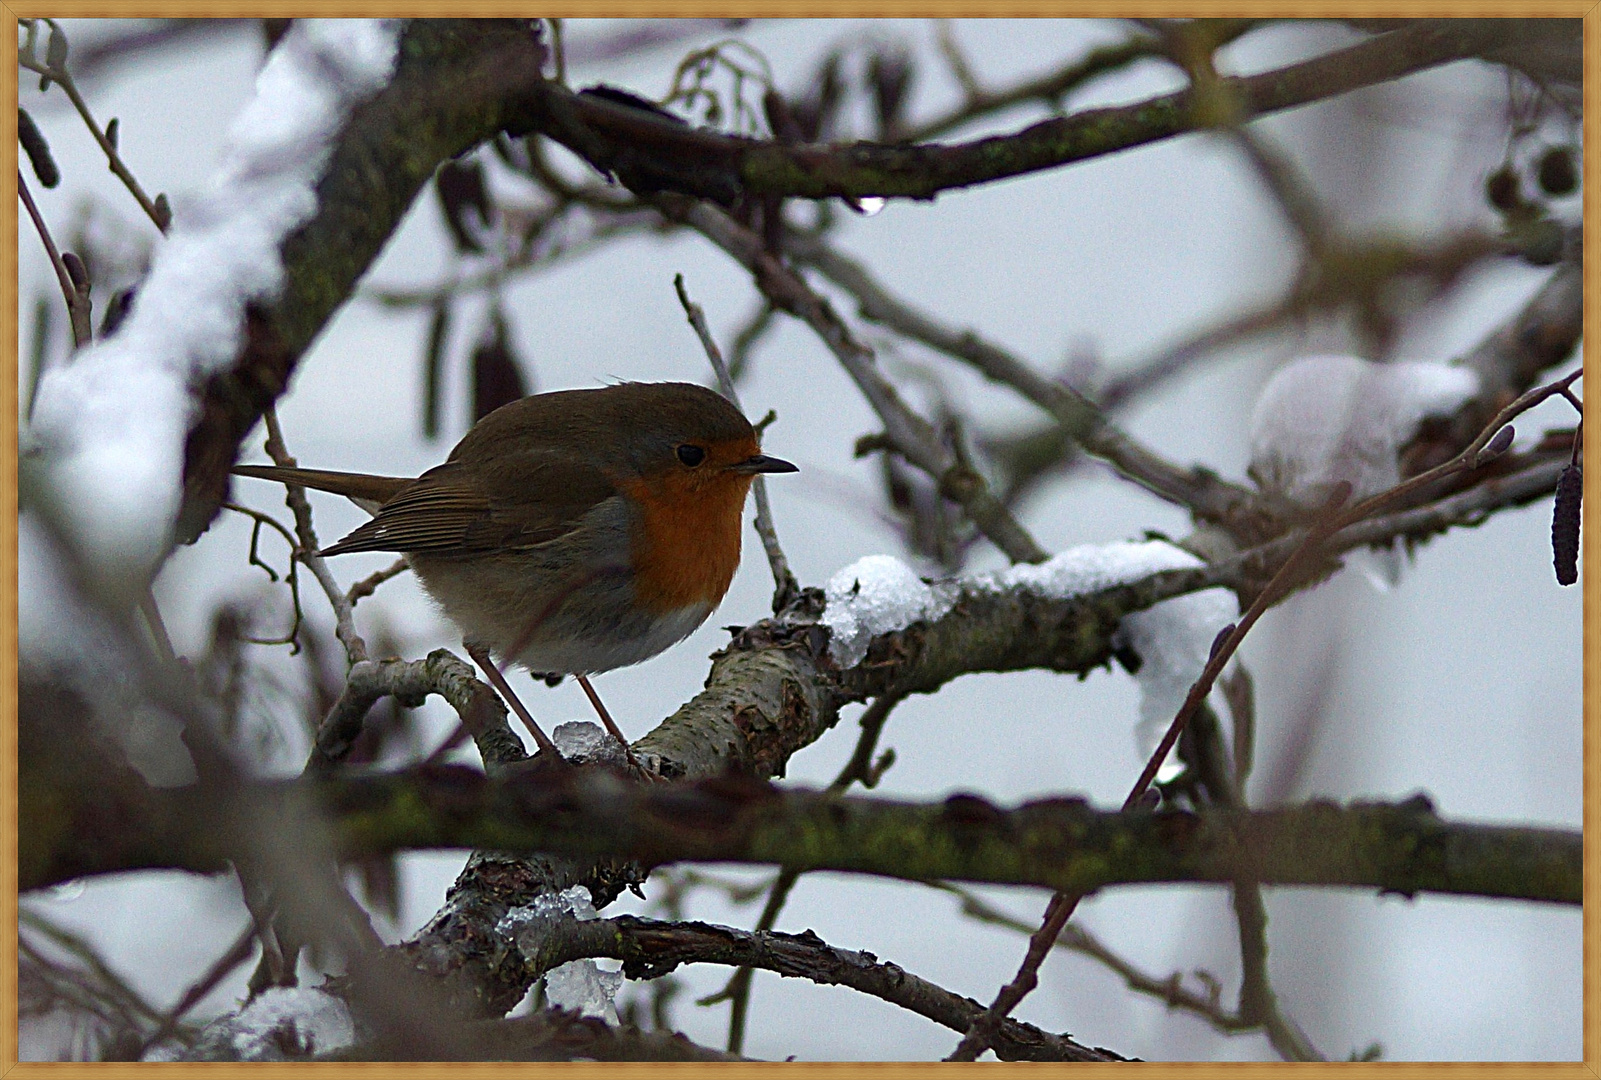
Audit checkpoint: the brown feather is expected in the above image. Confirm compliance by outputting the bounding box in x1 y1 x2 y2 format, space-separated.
320 453 620 558
231 465 411 505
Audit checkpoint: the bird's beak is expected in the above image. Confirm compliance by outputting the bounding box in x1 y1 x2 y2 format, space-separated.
731 454 798 475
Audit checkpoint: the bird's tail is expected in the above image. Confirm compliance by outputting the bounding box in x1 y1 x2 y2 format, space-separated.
231 465 409 514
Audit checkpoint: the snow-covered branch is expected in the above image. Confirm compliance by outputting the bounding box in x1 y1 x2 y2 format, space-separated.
28 20 404 598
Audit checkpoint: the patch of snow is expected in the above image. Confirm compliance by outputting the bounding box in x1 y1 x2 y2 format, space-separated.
1249 354 1479 507
184 987 354 1061
19 513 195 785
821 555 957 668
985 539 1203 598
1114 572 1239 760
820 542 1238 762
27 20 401 595
544 959 625 1025
553 720 627 767
500 885 624 1025
986 541 1238 757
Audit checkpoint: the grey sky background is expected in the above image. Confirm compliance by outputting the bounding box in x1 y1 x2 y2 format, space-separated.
18 18 1581 1061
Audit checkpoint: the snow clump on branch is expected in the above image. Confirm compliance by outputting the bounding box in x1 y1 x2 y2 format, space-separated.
822 542 1238 755
500 885 625 1024
171 987 355 1061
822 554 959 669
1248 354 1480 507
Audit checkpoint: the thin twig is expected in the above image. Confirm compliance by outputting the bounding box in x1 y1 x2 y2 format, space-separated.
1181 699 1324 1061
548 18 566 86
950 367 1583 1060
364 202 657 306
221 500 305 650
135 921 258 1058
19 170 91 348
939 882 1249 1029
726 299 775 384
715 691 904 1052
903 21 1264 143
138 588 178 666
1137 373 1579 826
675 198 1048 565
20 909 166 1029
1097 297 1291 412
1228 126 1330 256
673 273 799 611
21 30 169 232
788 233 1268 534
933 20 984 103
346 557 411 608
1140 367 1579 806
537 912 1115 1062
261 406 368 666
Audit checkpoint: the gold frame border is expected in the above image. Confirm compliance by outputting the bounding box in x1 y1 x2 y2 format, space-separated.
2 7 1595 1073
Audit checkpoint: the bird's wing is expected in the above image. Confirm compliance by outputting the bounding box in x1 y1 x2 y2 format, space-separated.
318 454 619 557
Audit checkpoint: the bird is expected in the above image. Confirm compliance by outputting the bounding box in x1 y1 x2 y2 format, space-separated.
233 381 796 764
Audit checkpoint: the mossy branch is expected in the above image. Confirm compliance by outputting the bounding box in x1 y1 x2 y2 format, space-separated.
23 765 1580 906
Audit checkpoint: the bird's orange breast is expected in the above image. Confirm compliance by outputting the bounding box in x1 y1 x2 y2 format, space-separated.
621 470 752 614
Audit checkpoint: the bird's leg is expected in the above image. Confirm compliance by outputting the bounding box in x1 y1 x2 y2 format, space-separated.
465 642 559 757
575 674 645 775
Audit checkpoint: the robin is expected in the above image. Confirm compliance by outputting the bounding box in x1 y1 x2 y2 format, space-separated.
234 381 797 764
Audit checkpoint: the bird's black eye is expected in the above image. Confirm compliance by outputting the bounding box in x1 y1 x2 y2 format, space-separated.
677 444 706 467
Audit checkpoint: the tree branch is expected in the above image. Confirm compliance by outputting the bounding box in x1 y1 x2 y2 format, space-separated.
510 21 1541 203
672 198 1049 564
787 232 1271 535
514 913 1122 1062
26 768 1581 906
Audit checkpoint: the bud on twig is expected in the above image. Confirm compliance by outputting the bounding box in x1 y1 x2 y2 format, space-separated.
60 251 89 294
867 46 914 137
1474 425 1515 467
471 306 529 422
421 298 451 440
1552 463 1581 586
762 88 803 144
1208 623 1236 661
1537 146 1577 197
100 286 136 337
436 158 492 255
1485 165 1521 211
18 108 59 188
